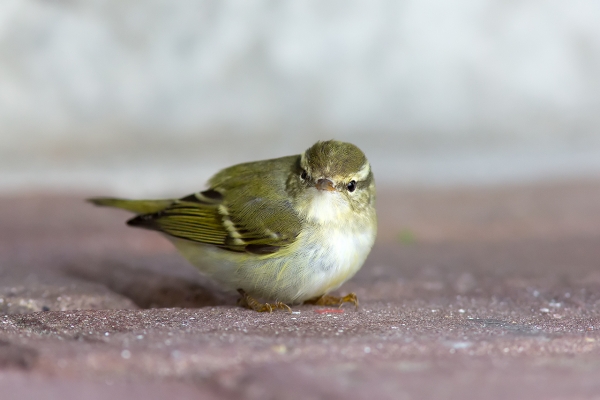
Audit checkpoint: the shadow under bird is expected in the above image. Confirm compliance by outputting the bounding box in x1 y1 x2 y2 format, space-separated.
89 140 377 312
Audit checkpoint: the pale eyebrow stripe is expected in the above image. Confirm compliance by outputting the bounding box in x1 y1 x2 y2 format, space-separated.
300 152 307 168
354 162 371 181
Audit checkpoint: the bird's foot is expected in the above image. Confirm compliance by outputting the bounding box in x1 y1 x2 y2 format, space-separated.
237 289 292 313
304 293 359 309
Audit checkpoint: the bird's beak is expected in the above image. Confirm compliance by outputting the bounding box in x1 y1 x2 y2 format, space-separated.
316 178 336 192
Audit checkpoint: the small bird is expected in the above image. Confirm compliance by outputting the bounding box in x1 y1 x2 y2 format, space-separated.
89 140 377 312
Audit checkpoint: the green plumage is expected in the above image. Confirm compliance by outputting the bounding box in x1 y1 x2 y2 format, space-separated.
88 140 377 306
89 155 304 254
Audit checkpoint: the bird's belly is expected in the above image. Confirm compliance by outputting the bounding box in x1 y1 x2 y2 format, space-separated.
289 226 375 302
171 224 375 304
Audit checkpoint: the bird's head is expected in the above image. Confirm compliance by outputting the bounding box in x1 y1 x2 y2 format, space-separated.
290 140 376 225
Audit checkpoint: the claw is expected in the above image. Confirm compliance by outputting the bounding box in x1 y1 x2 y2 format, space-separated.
275 301 293 313
237 289 292 313
304 292 359 309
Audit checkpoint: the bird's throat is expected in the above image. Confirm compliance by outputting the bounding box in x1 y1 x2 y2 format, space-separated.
298 189 353 226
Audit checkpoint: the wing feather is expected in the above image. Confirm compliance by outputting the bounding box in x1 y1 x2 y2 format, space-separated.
127 156 303 255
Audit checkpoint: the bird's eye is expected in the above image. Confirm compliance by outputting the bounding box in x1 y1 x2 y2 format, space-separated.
301 170 308 180
347 180 356 192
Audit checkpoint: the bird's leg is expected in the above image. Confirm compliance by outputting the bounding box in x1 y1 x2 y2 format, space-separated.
304 293 359 309
237 289 292 313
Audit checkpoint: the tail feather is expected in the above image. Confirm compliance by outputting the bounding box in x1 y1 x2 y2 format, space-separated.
88 197 174 214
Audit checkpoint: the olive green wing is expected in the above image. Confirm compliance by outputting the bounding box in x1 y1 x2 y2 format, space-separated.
127 155 303 255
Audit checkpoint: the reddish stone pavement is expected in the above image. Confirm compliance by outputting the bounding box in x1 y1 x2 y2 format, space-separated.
1 181 600 399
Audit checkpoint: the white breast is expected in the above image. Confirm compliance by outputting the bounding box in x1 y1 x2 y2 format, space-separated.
291 217 376 302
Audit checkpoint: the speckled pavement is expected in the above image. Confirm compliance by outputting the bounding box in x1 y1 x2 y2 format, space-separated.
1 181 600 399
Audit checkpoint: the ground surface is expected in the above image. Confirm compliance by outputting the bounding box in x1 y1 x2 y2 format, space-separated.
1 181 600 399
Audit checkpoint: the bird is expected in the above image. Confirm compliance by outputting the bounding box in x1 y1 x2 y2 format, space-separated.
89 140 377 312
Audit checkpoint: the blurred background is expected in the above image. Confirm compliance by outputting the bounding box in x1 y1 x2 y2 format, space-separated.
1 0 600 197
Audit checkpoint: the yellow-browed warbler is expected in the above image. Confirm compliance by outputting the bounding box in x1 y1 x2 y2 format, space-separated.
89 140 377 312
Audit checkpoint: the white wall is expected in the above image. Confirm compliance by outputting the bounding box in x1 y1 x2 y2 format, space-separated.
2 0 600 195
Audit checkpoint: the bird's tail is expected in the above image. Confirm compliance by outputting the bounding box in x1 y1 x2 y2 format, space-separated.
87 197 174 214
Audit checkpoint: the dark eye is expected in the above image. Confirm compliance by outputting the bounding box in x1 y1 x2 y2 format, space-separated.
301 170 308 180
347 180 356 192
